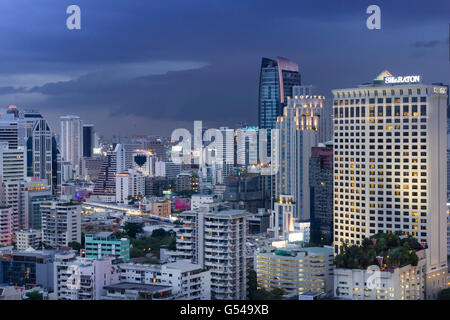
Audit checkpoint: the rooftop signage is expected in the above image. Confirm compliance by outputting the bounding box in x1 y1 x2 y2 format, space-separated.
384 75 421 84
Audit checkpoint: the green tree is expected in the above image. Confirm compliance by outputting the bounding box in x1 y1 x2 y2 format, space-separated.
438 288 450 300
151 228 168 238
24 291 43 300
68 241 82 251
124 222 144 238
247 269 258 300
130 247 144 258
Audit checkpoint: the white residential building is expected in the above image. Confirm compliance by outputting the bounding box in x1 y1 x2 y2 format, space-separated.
41 200 81 248
255 244 334 297
115 169 145 203
15 229 42 250
190 194 217 211
174 208 250 300
118 260 211 300
332 73 448 299
53 253 119 300
0 205 13 246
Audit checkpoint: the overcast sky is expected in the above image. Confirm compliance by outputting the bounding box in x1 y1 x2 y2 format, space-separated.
0 0 448 138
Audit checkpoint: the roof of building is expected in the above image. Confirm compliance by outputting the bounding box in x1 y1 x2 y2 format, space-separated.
104 282 171 293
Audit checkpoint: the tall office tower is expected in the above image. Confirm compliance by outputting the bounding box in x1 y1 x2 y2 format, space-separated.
309 143 333 245
175 208 250 300
0 106 27 149
236 126 258 167
115 169 145 203
19 177 53 230
51 135 62 196
332 72 448 299
269 194 295 238
82 124 95 158
258 57 301 131
31 119 52 183
0 142 26 182
210 126 235 183
20 109 43 138
275 94 324 220
447 132 450 195
258 58 300 213
60 115 83 177
41 200 81 248
92 144 125 202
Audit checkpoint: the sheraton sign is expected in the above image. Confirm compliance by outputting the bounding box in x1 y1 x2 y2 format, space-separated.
384 75 421 84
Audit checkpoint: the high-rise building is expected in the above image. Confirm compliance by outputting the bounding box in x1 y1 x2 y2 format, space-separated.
309 143 334 245
0 106 27 149
115 169 145 203
31 119 53 184
0 142 26 182
293 85 332 143
0 205 13 246
258 57 301 131
174 207 250 299
19 177 53 230
275 94 324 220
93 144 125 203
82 124 95 158
41 200 81 248
60 115 83 177
236 126 258 167
332 72 448 299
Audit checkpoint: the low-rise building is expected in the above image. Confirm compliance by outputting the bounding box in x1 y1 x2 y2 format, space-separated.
255 244 334 297
84 232 130 261
118 260 211 300
152 199 171 218
53 253 120 300
100 282 172 300
15 229 42 250
334 250 427 300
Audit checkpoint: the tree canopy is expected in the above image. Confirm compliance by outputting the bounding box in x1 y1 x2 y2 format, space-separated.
335 232 422 269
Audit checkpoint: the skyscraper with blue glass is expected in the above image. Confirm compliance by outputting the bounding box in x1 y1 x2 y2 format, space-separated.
258 57 301 131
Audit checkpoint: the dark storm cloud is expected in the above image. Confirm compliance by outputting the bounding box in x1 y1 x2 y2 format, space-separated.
411 40 441 48
0 0 448 136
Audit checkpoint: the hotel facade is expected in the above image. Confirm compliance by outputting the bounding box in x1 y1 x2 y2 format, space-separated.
332 72 448 299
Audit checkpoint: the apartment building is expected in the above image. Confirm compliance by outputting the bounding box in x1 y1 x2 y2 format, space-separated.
118 260 211 300
255 244 334 297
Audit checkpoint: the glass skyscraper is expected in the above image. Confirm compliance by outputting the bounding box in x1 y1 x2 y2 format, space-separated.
258 57 301 131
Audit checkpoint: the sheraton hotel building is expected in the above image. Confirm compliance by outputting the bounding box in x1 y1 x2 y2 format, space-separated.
332 71 448 299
